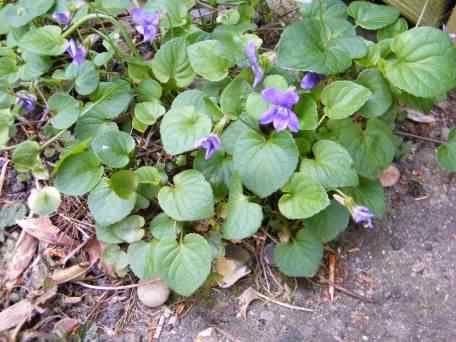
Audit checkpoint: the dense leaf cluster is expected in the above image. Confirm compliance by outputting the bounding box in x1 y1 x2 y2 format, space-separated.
1 0 456 296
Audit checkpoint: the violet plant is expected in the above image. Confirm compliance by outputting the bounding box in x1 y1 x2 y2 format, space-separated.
1 0 456 297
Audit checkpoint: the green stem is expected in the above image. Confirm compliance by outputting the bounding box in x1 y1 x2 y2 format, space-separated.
40 130 67 150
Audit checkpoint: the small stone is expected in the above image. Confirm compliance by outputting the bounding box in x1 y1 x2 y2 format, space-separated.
137 278 170 308
390 236 403 251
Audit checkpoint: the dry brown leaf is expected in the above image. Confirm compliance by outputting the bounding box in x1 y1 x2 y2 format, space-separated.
215 256 251 288
53 317 80 337
0 300 34 332
85 239 102 266
379 164 401 187
6 233 38 282
405 108 436 123
238 287 260 320
16 217 75 246
50 263 89 285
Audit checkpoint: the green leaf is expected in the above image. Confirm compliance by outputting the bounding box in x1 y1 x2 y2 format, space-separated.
96 224 123 244
74 62 99 96
187 40 232 82
295 95 319 131
299 140 358 189
300 0 347 19
377 18 408 41
263 75 288 91
18 25 66 56
273 229 323 277
27 186 61 216
220 77 252 116
12 141 41 172
145 0 194 28
0 202 27 230
0 109 13 147
48 93 81 130
151 37 195 88
110 170 138 199
437 129 456 172
347 1 399 30
136 79 162 101
88 178 136 225
156 233 212 296
102 244 129 277
128 240 159 279
356 69 392 118
223 173 263 240
193 150 233 198
19 53 52 81
321 81 372 120
158 170 214 221
74 109 118 140
4 0 54 28
160 105 212 156
304 200 349 243
246 92 270 121
278 173 330 219
383 27 456 98
133 100 165 133
346 178 385 217
233 128 298 198
135 166 166 186
90 80 132 119
91 129 135 168
111 215 145 243
55 151 104 195
334 119 396 179
221 120 251 155
149 213 183 240
277 18 363 75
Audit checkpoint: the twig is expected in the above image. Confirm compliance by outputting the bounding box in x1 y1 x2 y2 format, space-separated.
316 278 377 304
255 291 314 312
0 159 9 197
416 0 430 27
74 278 159 291
395 130 446 145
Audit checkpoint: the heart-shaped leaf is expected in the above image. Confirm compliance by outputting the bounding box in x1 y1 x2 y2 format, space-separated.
48 93 81 130
223 173 263 240
156 233 212 296
89 80 132 119
347 1 399 30
279 173 330 219
110 170 138 199
128 240 159 280
27 186 61 216
233 128 298 198
149 213 183 240
273 229 323 277
356 68 392 118
91 129 135 168
299 140 358 189
187 40 232 82
18 25 67 56
158 170 214 221
160 105 212 156
321 81 372 119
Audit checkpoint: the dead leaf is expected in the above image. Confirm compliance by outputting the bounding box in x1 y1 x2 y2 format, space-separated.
379 164 401 187
6 233 38 282
62 296 83 305
85 239 102 266
16 217 75 246
0 300 34 332
215 256 251 288
53 317 79 337
238 287 260 319
195 327 219 342
0 159 9 197
405 108 436 123
50 263 89 284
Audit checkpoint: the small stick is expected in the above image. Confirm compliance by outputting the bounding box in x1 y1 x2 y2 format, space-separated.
255 291 314 312
317 278 377 304
0 159 9 197
74 278 159 291
416 0 430 27
328 254 336 302
395 130 446 145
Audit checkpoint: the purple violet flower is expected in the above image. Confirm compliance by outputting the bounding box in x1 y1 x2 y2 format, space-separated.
300 72 326 91
245 42 264 89
351 206 374 229
66 39 86 65
16 94 36 113
194 134 222 160
129 8 160 43
260 88 300 132
52 11 71 26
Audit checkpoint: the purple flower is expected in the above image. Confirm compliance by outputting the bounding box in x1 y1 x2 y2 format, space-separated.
52 11 71 26
195 134 221 160
66 39 86 65
16 94 36 113
351 206 374 229
260 88 300 132
129 8 160 43
245 42 263 89
300 72 326 91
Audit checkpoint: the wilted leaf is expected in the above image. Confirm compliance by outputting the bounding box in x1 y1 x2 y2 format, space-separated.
0 299 34 332
16 217 75 246
50 263 89 284
6 233 37 282
215 256 251 288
